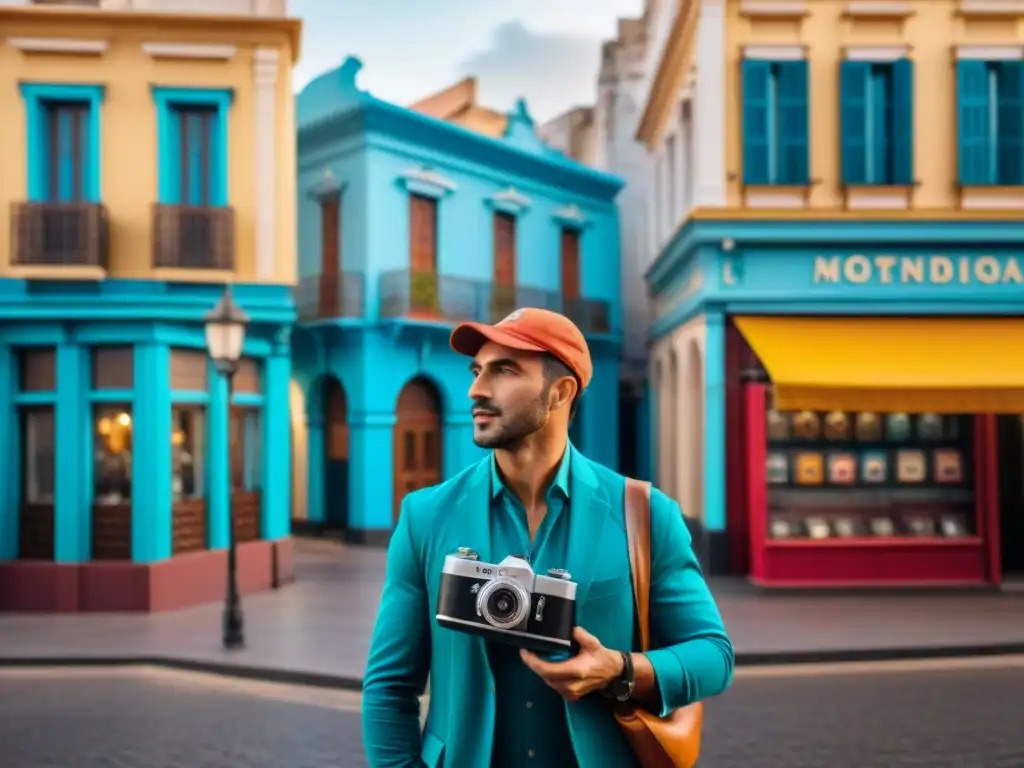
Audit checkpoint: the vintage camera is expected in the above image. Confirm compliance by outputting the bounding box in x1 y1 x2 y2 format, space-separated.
436 548 577 654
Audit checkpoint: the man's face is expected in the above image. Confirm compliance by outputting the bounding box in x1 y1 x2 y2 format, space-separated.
468 342 553 449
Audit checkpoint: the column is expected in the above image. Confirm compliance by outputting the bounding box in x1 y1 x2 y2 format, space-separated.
305 410 325 524
253 48 279 281
348 411 395 533
693 0 727 207
703 314 726 533
54 342 89 562
261 351 291 540
206 358 229 550
0 345 15 559
132 343 171 563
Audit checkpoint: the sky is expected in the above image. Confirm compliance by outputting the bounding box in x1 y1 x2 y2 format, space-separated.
291 0 644 124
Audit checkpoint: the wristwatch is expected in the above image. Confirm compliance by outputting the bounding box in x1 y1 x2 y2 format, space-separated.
606 651 635 702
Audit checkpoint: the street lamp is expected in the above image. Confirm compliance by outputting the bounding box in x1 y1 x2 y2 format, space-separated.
204 286 250 651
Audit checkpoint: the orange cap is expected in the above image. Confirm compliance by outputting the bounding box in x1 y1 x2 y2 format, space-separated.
450 307 593 390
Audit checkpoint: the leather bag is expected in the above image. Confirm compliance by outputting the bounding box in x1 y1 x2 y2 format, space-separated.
612 478 704 768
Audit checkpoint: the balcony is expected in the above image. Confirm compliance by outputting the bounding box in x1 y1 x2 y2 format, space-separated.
378 270 615 335
152 204 234 272
296 273 365 322
10 202 109 273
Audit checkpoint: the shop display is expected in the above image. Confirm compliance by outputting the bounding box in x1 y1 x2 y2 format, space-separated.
833 516 863 538
905 515 937 537
766 453 789 484
805 517 831 539
940 514 968 537
824 412 850 440
886 413 912 441
770 518 796 539
767 410 789 441
934 449 962 483
792 411 820 439
855 413 882 441
827 452 856 484
896 450 927 483
861 451 888 483
870 516 895 537
795 452 824 484
917 413 943 440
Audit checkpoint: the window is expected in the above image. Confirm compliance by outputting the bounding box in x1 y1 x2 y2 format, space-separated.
319 196 341 316
230 407 262 491
840 58 913 186
742 59 810 185
94 407 133 506
492 212 516 287
172 407 206 502
409 194 437 274
151 88 231 206
22 408 55 505
958 59 1024 186
560 228 581 303
19 83 103 203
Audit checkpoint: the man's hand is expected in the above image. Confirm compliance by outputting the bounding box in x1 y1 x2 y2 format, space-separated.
519 626 623 701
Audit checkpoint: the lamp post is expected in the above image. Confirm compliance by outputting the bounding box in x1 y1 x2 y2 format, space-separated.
204 286 250 650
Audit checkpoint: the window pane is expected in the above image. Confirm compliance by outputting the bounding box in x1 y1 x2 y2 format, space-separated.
23 408 55 504
19 349 56 392
92 347 134 389
93 406 133 505
173 407 206 501
231 407 262 491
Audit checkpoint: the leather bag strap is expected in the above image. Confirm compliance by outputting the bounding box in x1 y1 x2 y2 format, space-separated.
624 478 653 652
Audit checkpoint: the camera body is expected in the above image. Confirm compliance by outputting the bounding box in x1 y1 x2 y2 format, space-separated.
436 548 577 654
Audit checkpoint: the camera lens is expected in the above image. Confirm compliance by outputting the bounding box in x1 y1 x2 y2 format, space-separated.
487 587 518 621
476 578 530 629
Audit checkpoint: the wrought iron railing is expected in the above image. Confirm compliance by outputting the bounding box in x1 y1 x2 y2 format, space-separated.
11 202 109 270
295 272 366 321
152 204 234 270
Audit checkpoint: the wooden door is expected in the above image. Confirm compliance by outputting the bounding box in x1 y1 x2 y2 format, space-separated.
323 377 349 530
319 197 340 316
492 212 517 320
560 228 580 303
410 195 437 273
393 380 442 524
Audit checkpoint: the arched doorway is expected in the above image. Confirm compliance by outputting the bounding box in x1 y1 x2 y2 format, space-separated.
393 377 442 524
322 377 349 530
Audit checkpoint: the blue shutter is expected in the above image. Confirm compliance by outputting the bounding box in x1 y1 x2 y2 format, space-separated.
776 60 809 184
891 59 914 185
742 59 772 184
840 60 870 185
995 61 1024 185
957 60 993 185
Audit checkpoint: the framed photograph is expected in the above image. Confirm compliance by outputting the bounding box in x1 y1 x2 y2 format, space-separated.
795 452 824 485
897 450 927 483
827 452 856 484
917 413 943 441
855 412 883 442
766 453 789 484
766 410 790 441
934 449 963 484
861 451 888 483
870 516 895 537
792 411 821 440
805 516 831 539
886 413 912 442
824 411 851 441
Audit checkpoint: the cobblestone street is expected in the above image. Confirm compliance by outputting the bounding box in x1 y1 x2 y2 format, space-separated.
3 658 1022 767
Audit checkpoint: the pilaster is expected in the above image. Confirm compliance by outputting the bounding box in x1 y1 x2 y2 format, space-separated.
703 312 726 532
206 358 230 550
305 410 325 524
54 342 89 562
254 47 279 281
693 0 727 207
261 351 291 540
348 410 395 532
0 346 15 559
132 343 171 562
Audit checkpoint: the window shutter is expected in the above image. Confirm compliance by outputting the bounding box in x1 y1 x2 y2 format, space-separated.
777 60 809 185
840 60 870 185
741 59 772 185
957 60 993 186
890 58 914 186
995 61 1024 185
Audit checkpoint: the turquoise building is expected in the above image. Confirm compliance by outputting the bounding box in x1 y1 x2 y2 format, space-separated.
293 57 624 543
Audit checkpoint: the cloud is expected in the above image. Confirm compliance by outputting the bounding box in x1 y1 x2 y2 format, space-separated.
456 21 602 124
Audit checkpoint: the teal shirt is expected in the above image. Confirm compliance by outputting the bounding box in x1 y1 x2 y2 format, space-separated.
486 448 579 768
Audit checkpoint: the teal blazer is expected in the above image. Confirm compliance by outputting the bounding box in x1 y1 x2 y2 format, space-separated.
362 446 734 768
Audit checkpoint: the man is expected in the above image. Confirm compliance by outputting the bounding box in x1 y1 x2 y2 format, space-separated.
362 308 734 768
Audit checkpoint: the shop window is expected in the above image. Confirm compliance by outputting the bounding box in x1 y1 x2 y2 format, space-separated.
92 347 134 390
19 348 56 391
170 349 208 392
230 407 261 491
764 396 976 541
172 406 205 502
93 406 133 506
22 408 55 505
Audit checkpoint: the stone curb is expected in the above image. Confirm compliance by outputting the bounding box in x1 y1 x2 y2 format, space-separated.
4 642 1024 691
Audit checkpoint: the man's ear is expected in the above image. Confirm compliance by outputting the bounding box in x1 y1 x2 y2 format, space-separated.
552 376 577 412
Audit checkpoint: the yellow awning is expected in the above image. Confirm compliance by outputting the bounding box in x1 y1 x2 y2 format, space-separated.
735 316 1024 414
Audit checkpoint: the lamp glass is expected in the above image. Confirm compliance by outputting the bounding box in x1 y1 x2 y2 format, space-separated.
205 320 245 364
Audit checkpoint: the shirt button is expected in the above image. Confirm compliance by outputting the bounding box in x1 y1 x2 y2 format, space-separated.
525 701 534 709
527 749 536 758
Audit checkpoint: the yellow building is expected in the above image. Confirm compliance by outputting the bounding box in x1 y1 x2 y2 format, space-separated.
0 2 302 612
636 0 1024 588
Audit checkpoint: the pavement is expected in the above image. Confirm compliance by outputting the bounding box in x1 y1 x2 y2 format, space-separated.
1 538 1023 689
4 656 1024 767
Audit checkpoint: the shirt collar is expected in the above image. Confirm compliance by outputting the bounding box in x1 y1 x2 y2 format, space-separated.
490 444 572 501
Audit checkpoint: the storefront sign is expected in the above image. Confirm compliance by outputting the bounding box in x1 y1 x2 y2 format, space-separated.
813 254 1024 285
